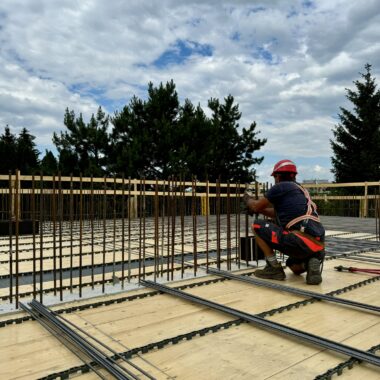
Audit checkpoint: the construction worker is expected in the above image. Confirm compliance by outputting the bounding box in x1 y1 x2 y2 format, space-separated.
243 159 325 285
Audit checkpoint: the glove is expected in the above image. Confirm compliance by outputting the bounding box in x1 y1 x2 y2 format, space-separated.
242 189 254 205
242 190 255 215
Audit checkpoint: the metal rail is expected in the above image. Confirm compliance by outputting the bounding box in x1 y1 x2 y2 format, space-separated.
22 300 153 380
207 268 380 313
20 302 107 380
141 280 380 368
42 302 155 380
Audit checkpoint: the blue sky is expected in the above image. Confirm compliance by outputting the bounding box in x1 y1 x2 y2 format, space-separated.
0 0 379 183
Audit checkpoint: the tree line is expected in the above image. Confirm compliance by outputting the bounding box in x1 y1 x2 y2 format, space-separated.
1 65 379 183
0 80 266 183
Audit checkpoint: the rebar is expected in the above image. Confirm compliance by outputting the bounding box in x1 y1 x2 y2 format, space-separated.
58 172 63 301
39 171 44 303
69 174 74 293
79 173 83 297
8 171 13 303
32 175 36 299
128 177 132 282
15 170 19 308
91 175 95 289
121 175 125 288
102 176 107 293
52 175 57 295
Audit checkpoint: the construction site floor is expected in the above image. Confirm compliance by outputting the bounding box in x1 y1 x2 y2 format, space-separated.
0 216 379 379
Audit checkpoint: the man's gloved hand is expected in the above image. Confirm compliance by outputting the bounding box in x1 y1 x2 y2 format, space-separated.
243 188 255 203
242 189 255 215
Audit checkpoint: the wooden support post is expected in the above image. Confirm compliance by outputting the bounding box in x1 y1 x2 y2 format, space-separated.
360 183 369 218
364 182 368 218
201 195 209 216
10 170 21 221
128 181 138 219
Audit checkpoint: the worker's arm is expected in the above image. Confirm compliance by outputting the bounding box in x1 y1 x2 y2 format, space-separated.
244 196 275 218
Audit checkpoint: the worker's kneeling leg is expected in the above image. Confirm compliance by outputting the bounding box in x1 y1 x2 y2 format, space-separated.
286 257 306 275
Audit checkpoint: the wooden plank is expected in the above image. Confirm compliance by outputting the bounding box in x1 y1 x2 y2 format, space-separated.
1 256 379 379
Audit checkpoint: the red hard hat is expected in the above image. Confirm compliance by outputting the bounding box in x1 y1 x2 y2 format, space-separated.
271 159 298 176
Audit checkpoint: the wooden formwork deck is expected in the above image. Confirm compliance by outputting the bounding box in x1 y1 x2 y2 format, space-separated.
1 252 380 379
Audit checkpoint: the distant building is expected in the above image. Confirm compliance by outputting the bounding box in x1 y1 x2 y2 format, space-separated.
302 179 330 184
302 179 330 195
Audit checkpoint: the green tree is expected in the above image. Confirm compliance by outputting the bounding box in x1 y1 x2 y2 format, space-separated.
40 150 58 175
331 64 380 183
110 80 266 182
207 95 266 182
145 80 180 177
110 80 180 178
0 126 18 174
172 99 213 179
53 107 109 176
16 128 40 174
110 96 152 177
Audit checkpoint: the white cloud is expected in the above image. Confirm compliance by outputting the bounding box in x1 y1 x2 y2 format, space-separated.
0 0 379 178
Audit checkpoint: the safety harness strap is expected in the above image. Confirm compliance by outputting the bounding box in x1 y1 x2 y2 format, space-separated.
285 183 320 230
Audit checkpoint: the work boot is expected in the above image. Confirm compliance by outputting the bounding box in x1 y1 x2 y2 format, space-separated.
306 257 322 285
254 262 286 281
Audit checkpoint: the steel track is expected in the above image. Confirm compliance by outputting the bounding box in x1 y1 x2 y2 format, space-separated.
207 267 380 313
141 279 380 368
22 300 154 380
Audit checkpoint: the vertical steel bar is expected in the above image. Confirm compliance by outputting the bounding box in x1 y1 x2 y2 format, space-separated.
161 180 166 277
254 180 259 267
192 176 197 275
180 177 185 278
376 186 379 242
32 175 36 299
102 176 106 293
69 174 74 293
378 186 380 241
245 182 249 267
52 175 57 295
154 178 159 281
112 176 117 281
8 171 13 304
58 172 63 301
166 177 171 281
227 180 231 270
143 177 146 279
15 170 19 308
127 177 131 282
91 175 95 289
237 182 241 268
205 177 209 270
79 173 83 297
216 177 221 269
39 172 44 303
121 175 125 288
138 177 142 281
171 178 176 280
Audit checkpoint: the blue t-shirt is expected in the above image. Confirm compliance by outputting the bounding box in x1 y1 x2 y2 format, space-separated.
265 181 325 238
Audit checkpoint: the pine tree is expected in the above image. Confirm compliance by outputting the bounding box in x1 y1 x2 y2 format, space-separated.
16 128 40 174
110 81 266 181
331 64 380 182
207 95 266 182
0 126 17 174
53 107 109 176
40 150 58 175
